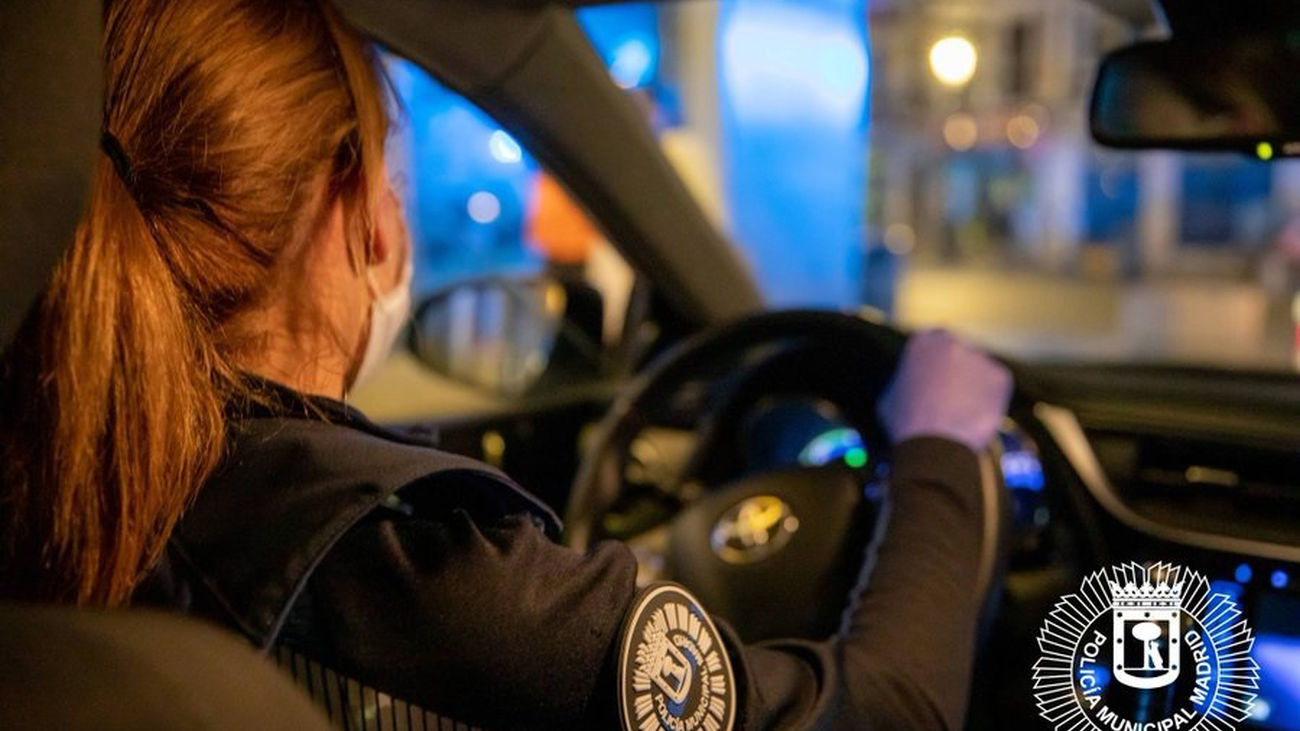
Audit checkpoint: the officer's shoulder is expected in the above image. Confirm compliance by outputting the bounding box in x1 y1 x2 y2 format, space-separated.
616 583 738 731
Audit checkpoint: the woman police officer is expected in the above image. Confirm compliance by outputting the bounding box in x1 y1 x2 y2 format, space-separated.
0 0 1012 728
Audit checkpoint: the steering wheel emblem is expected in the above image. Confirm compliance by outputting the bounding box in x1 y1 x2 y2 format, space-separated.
711 495 799 564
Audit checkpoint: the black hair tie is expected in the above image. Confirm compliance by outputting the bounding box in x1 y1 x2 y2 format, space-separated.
100 131 139 192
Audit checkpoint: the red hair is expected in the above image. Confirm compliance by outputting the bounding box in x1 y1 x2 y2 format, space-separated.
0 0 389 605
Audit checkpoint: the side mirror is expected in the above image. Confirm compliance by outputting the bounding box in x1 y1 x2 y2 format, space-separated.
1091 35 1300 156
409 277 604 396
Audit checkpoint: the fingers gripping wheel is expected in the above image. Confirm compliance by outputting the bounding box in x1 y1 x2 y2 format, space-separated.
618 583 737 731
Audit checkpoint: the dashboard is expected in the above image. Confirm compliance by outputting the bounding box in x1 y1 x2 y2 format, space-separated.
610 362 1300 731
1196 556 1300 730
403 346 1300 730
1027 365 1300 731
745 392 1300 731
736 397 1054 569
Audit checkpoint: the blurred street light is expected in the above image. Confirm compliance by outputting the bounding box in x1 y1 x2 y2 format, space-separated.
943 112 978 151
929 35 977 87
1007 114 1041 149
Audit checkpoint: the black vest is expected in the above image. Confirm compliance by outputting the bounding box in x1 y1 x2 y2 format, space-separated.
137 385 562 652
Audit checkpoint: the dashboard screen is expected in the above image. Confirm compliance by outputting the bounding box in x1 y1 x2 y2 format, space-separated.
741 398 874 474
1253 592 1300 730
1211 568 1300 730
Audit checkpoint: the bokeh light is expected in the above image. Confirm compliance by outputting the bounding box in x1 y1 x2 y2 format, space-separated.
609 38 655 90
929 36 978 87
1007 114 1041 149
884 223 917 256
467 191 502 225
488 131 523 164
943 113 978 151
1235 563 1253 584
578 3 660 91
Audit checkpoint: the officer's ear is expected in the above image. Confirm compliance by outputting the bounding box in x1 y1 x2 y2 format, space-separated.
364 184 409 295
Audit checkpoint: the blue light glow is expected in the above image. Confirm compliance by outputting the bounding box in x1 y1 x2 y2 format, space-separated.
1210 580 1244 605
1273 569 1291 589
382 54 540 292
609 39 655 90
721 3 869 125
1251 697 1273 724
1001 450 1045 492
577 3 660 91
1235 563 1254 584
1255 635 1300 728
719 0 870 308
799 427 867 467
383 3 663 296
1077 662 1111 692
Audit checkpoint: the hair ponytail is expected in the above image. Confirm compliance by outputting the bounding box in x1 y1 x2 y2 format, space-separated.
1 154 227 605
0 0 389 605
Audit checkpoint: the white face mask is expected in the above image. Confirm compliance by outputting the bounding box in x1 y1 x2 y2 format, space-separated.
349 257 413 393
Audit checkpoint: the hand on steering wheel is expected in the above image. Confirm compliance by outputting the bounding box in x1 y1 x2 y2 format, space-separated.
879 329 1014 452
566 312 1013 643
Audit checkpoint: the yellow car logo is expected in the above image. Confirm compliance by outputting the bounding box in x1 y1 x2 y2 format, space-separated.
710 495 799 565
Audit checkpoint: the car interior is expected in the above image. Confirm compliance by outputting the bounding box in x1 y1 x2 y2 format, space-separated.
3 0 1300 729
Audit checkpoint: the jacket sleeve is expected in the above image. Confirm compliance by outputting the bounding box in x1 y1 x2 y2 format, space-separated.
737 437 989 731
298 437 988 731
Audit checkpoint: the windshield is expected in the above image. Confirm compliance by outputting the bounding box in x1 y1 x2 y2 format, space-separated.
593 0 1300 370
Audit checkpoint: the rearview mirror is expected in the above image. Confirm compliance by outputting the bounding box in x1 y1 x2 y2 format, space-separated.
1091 35 1300 157
409 278 568 396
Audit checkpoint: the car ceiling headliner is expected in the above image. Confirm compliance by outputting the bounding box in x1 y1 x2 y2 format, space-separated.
0 0 100 345
498 0 1156 24
1083 0 1156 24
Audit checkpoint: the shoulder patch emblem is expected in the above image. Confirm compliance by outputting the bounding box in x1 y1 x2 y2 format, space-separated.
618 583 737 731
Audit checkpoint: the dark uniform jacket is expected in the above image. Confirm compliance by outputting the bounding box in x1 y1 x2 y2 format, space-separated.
137 380 989 731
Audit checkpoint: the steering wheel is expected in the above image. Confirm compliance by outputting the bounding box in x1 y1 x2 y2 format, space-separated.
566 310 1008 642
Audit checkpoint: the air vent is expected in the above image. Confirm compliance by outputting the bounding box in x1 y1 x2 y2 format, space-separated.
1089 430 1300 546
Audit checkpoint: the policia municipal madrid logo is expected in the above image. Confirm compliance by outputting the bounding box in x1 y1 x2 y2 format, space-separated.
1034 562 1258 731
618 584 736 731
